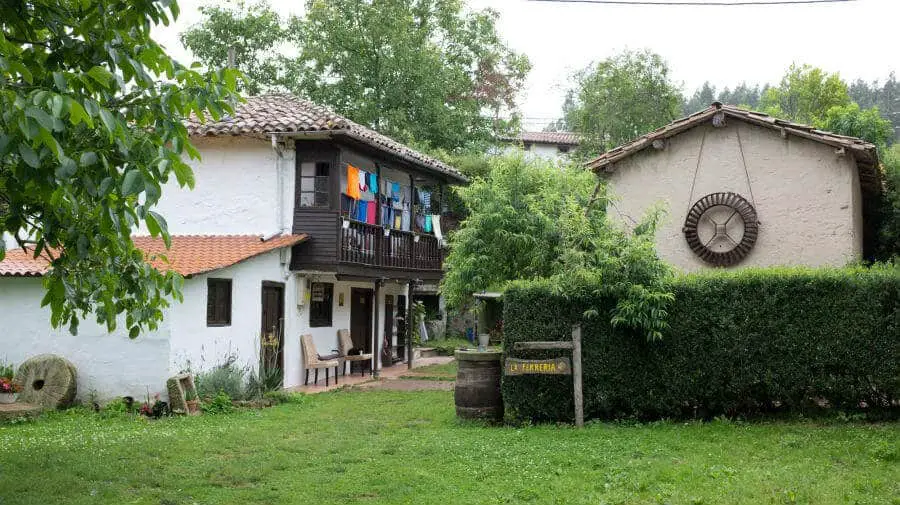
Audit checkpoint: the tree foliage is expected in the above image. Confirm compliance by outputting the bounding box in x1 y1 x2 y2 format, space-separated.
182 0 530 151
758 63 850 125
179 0 284 95
563 49 682 157
441 154 673 341
0 0 240 335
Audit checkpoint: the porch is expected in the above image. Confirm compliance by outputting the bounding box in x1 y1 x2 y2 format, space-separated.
289 355 455 393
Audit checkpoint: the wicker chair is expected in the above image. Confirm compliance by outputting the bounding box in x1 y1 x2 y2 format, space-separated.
338 329 373 376
301 334 340 386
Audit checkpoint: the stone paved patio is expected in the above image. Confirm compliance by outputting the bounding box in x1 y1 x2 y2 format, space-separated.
288 355 455 394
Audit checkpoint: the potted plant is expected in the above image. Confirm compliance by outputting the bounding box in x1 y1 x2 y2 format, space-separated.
184 389 200 415
0 377 21 404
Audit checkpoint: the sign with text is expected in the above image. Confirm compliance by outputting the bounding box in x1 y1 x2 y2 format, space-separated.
504 357 571 376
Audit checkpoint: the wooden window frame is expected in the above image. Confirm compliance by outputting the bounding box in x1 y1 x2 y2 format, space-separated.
207 278 233 327
309 282 334 328
298 161 331 208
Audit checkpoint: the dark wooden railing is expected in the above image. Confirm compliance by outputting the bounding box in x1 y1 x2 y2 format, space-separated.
339 219 441 271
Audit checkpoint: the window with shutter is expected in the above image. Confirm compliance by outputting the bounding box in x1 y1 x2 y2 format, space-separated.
207 278 232 326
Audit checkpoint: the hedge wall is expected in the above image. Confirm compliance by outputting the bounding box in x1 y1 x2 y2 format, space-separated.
502 267 900 421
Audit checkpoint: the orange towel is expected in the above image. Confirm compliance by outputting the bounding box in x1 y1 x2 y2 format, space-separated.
346 164 361 200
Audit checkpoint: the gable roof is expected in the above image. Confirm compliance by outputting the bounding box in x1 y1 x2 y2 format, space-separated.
585 103 880 195
185 94 466 183
0 234 307 278
500 131 580 146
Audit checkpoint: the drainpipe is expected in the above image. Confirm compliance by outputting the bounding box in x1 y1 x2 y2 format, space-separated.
271 134 286 235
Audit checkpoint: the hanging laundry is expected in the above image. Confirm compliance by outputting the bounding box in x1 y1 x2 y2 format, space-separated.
394 213 402 230
415 214 425 232
431 215 442 242
359 170 369 192
366 201 377 225
341 193 356 216
417 188 432 210
357 201 368 222
368 172 378 193
401 203 411 231
424 214 433 233
391 182 401 202
382 204 393 227
347 165 361 200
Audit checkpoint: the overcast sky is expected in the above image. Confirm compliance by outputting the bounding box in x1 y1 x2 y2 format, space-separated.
153 0 900 130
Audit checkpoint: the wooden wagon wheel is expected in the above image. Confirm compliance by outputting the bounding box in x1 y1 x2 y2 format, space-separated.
683 192 758 267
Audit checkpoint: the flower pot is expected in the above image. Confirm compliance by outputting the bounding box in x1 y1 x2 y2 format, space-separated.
0 393 17 404
477 333 491 350
186 399 200 415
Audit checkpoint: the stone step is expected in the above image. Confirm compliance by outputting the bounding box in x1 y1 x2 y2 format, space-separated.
0 402 42 422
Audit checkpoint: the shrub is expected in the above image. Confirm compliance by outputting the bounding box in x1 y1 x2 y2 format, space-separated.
263 391 307 405
202 391 234 414
195 358 246 401
502 267 900 422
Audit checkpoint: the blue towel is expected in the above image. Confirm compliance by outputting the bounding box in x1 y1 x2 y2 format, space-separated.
357 201 367 222
391 182 401 202
368 173 378 193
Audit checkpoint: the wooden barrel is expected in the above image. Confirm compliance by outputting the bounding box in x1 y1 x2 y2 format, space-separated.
454 350 503 422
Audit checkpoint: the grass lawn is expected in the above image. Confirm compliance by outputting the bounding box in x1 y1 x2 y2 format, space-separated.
401 361 458 380
0 390 897 505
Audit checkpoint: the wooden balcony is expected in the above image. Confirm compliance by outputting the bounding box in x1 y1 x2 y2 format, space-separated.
339 219 442 272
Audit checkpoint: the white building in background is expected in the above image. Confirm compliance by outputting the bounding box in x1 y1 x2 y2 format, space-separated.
588 103 879 271
0 94 466 400
499 131 580 162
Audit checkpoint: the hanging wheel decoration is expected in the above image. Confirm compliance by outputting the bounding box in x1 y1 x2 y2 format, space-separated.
683 192 758 266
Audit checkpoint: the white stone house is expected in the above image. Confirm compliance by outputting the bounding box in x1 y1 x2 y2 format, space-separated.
586 103 880 270
499 131 580 162
0 94 466 400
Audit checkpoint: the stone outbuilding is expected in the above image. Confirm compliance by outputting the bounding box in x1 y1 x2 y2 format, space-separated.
586 103 880 270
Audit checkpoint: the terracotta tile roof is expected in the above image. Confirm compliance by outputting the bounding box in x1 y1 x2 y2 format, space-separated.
0 234 307 278
585 103 879 189
186 94 466 183
0 249 49 277
500 131 580 146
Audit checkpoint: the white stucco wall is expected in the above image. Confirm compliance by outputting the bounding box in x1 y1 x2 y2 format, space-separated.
153 136 295 236
0 277 171 401
606 119 863 270
500 144 572 163
167 248 296 379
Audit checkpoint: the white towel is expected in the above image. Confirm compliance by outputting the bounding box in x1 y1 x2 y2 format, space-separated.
431 214 443 244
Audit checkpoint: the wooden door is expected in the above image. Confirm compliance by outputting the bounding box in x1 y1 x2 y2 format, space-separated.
260 282 285 386
350 288 374 352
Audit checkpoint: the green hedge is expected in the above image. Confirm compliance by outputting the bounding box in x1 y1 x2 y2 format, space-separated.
502 267 900 421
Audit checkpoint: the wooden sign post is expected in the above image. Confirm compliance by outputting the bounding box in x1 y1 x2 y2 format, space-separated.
509 324 584 427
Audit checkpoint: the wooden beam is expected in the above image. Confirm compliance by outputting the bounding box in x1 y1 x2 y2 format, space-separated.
513 341 574 350
572 325 583 428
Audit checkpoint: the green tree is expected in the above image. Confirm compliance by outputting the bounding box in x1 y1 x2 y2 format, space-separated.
182 0 530 151
442 154 672 340
878 145 900 258
0 0 240 335
683 81 716 115
180 0 285 95
819 103 894 147
564 49 682 157
758 63 850 125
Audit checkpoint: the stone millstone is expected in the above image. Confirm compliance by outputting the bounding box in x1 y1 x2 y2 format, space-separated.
13 354 77 409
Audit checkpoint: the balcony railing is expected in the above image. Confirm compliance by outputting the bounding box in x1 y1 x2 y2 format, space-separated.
339 219 442 271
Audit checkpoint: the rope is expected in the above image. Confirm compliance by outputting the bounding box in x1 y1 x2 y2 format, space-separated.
735 128 758 210
685 128 708 215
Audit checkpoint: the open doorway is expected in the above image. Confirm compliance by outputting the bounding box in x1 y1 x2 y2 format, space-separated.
260 281 285 388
